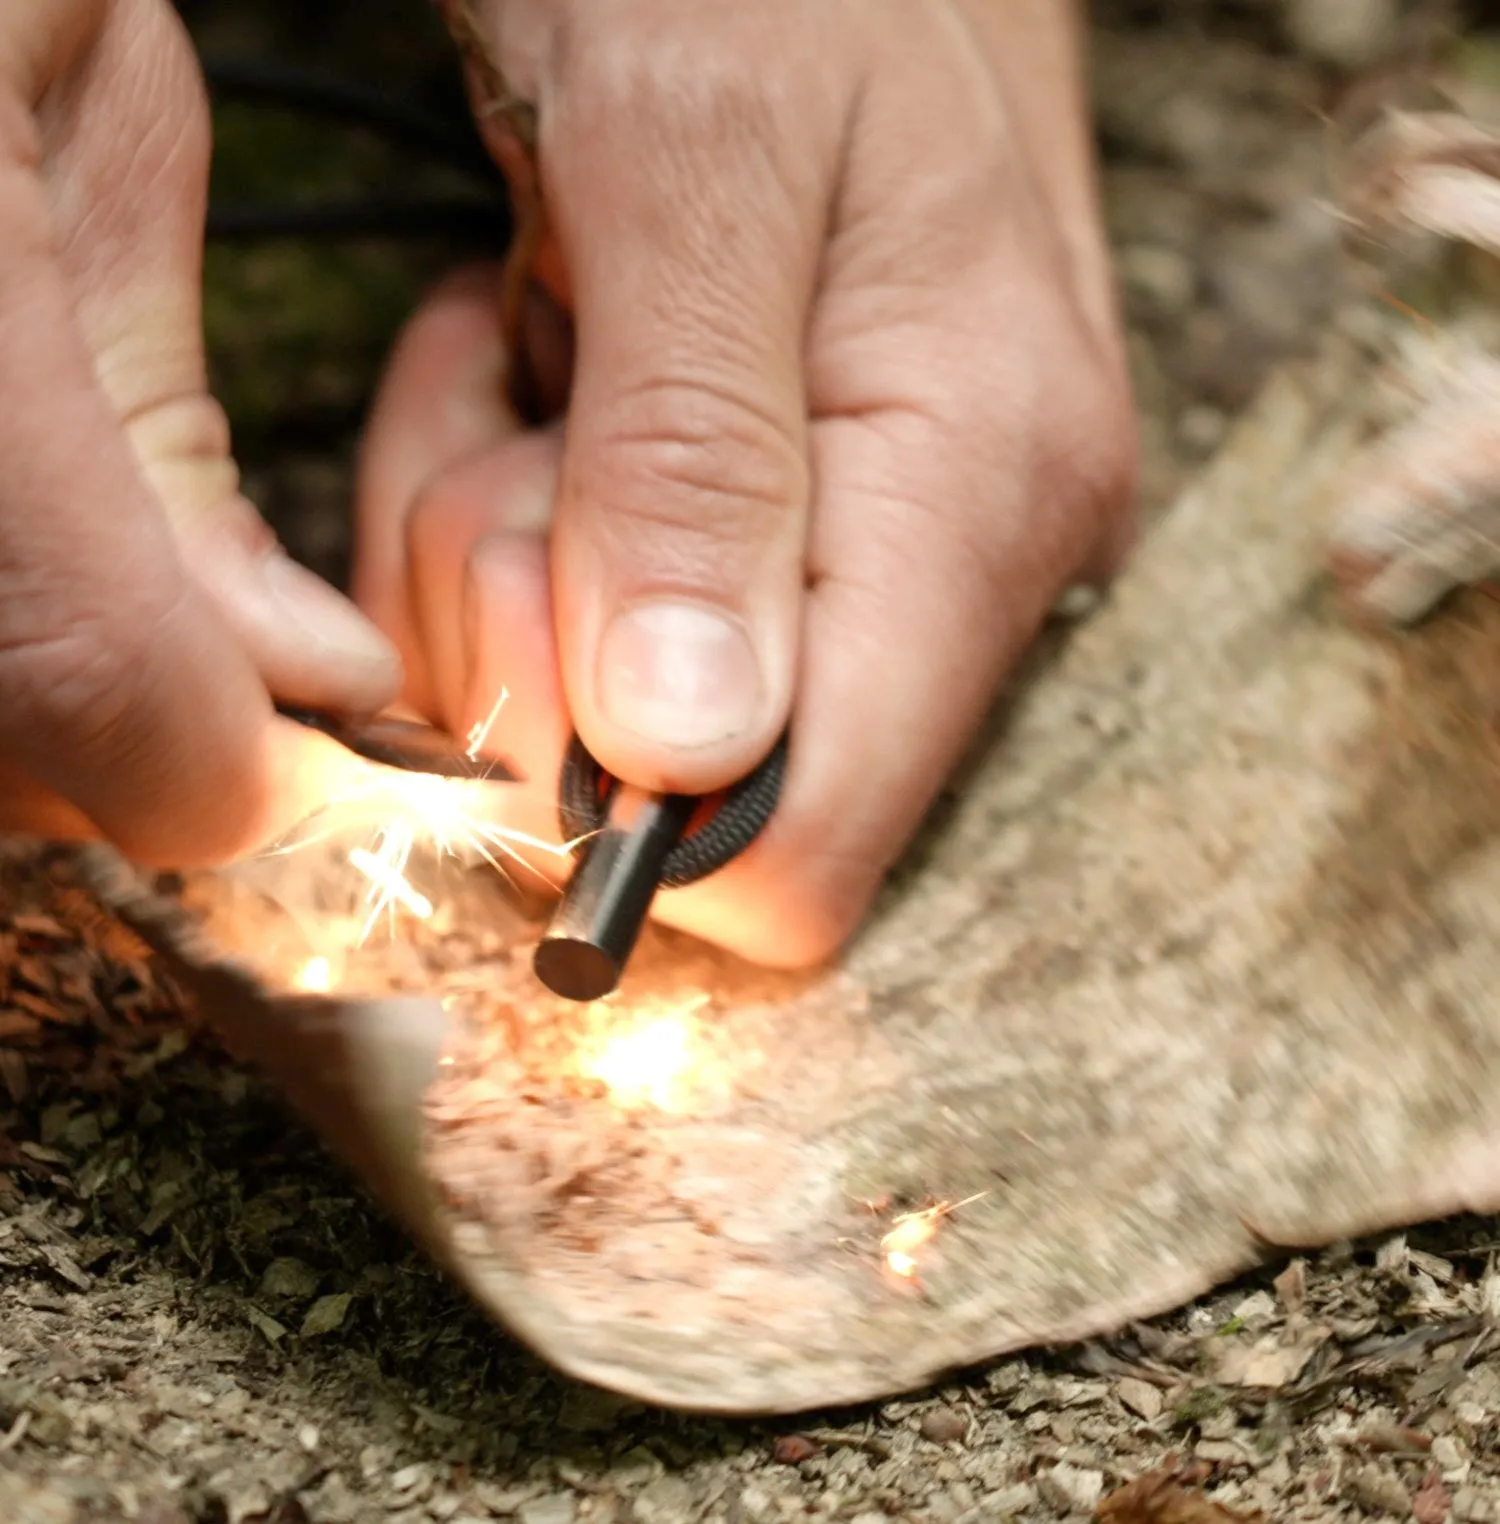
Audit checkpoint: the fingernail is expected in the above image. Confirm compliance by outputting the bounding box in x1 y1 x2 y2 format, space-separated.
258 551 402 687
596 601 761 750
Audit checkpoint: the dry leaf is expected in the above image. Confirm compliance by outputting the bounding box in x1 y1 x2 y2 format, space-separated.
1098 1470 1264 1524
299 1293 352 1338
1413 1471 1452 1524
771 1435 819 1465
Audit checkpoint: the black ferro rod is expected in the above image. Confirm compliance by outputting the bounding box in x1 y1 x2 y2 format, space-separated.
532 732 789 1003
532 788 697 1003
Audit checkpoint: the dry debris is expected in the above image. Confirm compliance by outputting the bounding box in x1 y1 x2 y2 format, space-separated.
4 0 1500 1519
1099 1466 1264 1524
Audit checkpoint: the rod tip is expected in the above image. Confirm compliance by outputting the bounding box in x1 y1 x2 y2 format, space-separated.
533 936 621 1003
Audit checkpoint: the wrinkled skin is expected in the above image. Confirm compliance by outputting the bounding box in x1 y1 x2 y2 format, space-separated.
0 0 401 864
355 0 1139 964
0 0 1137 967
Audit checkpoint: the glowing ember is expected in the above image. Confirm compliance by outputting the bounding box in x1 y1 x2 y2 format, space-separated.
882 1213 937 1278
880 1193 988 1281
579 997 711 1112
293 955 334 993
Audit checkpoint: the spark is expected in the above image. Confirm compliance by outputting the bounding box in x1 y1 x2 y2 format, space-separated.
880 1192 988 1281
272 687 578 952
465 686 509 761
578 995 712 1112
350 838 433 925
293 955 333 993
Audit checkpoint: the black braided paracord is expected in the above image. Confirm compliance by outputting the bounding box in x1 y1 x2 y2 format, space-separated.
559 731 788 889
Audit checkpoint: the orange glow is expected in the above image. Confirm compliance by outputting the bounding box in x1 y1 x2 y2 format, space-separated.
880 1193 987 1281
882 1211 939 1278
293 955 334 993
579 997 711 1112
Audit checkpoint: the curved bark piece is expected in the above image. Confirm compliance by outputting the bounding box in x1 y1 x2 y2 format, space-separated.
76 328 1500 1414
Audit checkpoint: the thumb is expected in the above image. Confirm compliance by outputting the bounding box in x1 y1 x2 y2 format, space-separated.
53 0 401 720
541 32 842 795
0 0 398 865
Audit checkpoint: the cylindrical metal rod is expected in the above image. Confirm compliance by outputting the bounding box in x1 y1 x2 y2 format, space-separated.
532 790 697 1002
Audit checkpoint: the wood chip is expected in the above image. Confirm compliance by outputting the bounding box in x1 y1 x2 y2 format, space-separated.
1342 1463 1412 1517
1117 1377 1165 1421
771 1435 819 1465
1357 1423 1432 1454
1212 1325 1330 1388
1273 1259 1307 1315
918 1408 969 1444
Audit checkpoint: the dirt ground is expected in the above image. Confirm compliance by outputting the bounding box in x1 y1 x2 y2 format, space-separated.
5 1 1500 1520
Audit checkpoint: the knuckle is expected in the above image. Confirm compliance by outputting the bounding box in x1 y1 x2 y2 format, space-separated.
550 9 842 214
559 16 778 140
1053 364 1140 551
574 373 809 563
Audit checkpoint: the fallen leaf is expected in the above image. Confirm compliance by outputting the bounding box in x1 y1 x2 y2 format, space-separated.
772 1435 819 1465
259 1257 321 1299
1413 1471 1451 1524
300 1293 352 1338
245 1307 287 1345
1098 1470 1264 1524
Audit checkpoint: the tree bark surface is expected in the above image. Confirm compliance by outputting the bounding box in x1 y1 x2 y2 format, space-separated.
76 326 1500 1414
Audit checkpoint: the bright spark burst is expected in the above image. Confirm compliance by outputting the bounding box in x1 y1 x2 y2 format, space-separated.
578 996 712 1112
880 1193 988 1281
272 687 575 960
293 955 333 993
350 836 433 926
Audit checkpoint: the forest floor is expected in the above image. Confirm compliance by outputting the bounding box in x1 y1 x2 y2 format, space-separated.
4 2 1500 1521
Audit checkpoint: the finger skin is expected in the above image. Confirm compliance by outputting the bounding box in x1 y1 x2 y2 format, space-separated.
354 269 573 871
575 0 1137 964
0 0 398 863
538 7 853 795
361 0 1136 965
0 81 270 859
354 264 521 723
43 0 401 722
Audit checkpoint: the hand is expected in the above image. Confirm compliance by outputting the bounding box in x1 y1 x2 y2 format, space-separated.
355 0 1136 965
0 0 401 866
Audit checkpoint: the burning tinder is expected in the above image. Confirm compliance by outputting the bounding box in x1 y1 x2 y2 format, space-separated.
577 996 713 1113
880 1193 988 1281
